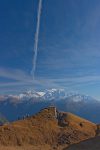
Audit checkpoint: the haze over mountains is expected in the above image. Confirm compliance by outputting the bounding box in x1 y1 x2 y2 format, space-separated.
0 113 8 125
0 89 100 123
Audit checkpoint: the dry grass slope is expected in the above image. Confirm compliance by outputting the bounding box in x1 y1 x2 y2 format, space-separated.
0 107 98 150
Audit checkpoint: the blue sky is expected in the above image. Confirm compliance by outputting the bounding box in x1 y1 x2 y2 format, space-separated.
0 0 100 99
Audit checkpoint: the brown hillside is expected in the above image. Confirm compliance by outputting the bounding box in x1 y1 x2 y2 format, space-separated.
0 107 97 150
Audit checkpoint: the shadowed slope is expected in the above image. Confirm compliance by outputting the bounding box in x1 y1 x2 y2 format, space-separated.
64 136 100 150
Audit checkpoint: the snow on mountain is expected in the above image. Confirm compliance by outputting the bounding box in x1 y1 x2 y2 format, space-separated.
66 94 97 103
17 89 67 101
37 92 45 97
19 90 41 100
16 89 99 104
0 88 99 103
43 89 66 100
0 88 100 123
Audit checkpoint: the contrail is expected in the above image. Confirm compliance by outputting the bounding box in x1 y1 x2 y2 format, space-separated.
32 0 42 80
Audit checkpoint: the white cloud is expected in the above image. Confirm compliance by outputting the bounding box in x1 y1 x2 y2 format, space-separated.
0 67 63 93
0 68 32 82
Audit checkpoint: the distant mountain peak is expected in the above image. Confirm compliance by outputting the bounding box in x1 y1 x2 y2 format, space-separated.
0 88 100 123
0 88 98 103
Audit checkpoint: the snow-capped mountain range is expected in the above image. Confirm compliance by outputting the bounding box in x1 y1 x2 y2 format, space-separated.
0 89 100 123
0 88 97 103
18 88 66 101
